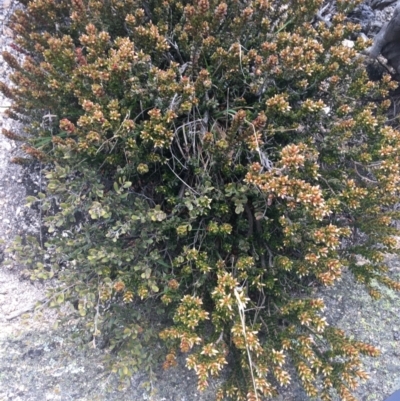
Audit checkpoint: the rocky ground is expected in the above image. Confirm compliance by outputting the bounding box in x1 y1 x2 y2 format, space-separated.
0 1 399 401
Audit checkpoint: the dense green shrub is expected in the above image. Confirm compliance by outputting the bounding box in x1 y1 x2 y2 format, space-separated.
3 0 400 399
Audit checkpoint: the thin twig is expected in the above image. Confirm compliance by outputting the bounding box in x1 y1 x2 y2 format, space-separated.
38 162 44 249
93 287 101 348
234 287 259 401
166 162 200 196
353 161 377 183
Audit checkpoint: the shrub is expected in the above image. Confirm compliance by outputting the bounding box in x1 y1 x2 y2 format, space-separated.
3 0 400 399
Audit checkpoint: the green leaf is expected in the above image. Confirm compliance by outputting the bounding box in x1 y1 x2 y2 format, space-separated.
157 260 171 268
26 196 38 205
56 293 65 304
235 204 244 214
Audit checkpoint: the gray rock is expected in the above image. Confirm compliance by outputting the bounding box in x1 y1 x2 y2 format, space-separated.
349 3 376 31
366 2 400 75
370 0 397 11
